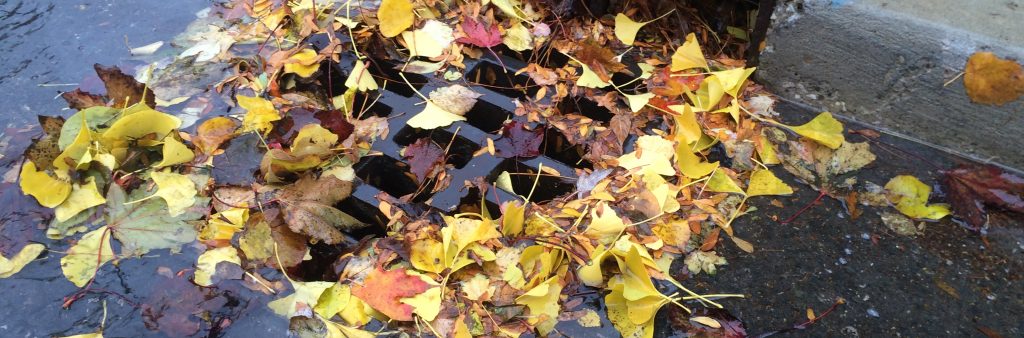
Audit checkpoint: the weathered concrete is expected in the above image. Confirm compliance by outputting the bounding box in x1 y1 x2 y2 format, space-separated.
758 0 1024 169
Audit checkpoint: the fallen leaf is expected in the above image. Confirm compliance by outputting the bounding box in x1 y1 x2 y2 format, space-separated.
268 280 335 317
351 267 431 321
429 84 482 115
576 39 626 83
457 16 502 48
403 137 446 183
94 64 156 108
106 184 204 256
671 33 709 71
885 175 951 220
192 117 239 156
54 177 106 222
150 170 198 217
964 52 1024 105
377 0 415 37
154 136 195 168
503 21 533 51
779 112 845 149
746 170 793 197
584 203 627 244
194 246 241 287
618 135 676 176
493 120 544 158
345 59 379 92
403 20 454 58
944 164 1024 229
515 276 563 335
19 161 71 208
238 95 281 134
61 226 114 287
284 48 320 78
0 243 45 278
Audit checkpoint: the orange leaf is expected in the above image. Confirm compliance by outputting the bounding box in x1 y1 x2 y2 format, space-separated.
351 267 431 321
964 52 1024 105
575 39 626 83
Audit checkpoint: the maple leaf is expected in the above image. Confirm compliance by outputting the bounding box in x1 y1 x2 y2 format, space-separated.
575 39 626 83
277 169 367 244
93 64 156 108
403 138 446 183
493 120 544 158
944 165 1024 230
457 16 502 48
351 267 431 321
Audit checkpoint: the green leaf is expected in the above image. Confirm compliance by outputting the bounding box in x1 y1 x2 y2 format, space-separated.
105 184 206 256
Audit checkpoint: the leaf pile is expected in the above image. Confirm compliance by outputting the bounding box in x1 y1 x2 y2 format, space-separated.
9 0 964 337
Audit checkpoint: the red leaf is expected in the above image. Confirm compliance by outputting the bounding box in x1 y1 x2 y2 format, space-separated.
492 120 544 158
457 16 502 48
314 109 355 141
351 267 431 321
944 165 1024 230
403 138 446 183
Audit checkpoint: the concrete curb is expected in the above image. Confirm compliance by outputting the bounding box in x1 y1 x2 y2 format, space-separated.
758 0 1024 169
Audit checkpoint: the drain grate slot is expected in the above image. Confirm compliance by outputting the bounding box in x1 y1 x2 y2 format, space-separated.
466 61 536 98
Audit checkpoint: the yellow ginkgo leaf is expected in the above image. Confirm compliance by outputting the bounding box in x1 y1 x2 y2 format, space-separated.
712 99 741 122
670 104 702 145
618 135 676 176
624 92 655 113
402 20 454 58
150 170 198 217
200 207 248 241
377 0 414 38
406 101 466 129
884 175 951 220
675 146 719 179
712 67 757 97
503 21 533 51
756 134 781 165
345 59 379 92
501 200 526 236
613 11 673 46
461 273 495 301
577 63 611 88
781 112 845 149
61 226 114 287
291 124 339 157
706 169 744 194
641 169 681 214
584 203 627 243
19 161 71 208
400 280 442 321
688 74 724 111
322 317 375 338
55 177 106 222
0 243 45 278
409 236 445 273
515 276 564 335
194 246 241 286
54 117 94 172
268 280 335 317
154 136 195 168
238 95 281 134
614 14 646 45
102 107 182 147
671 33 709 71
284 48 320 77
745 170 793 197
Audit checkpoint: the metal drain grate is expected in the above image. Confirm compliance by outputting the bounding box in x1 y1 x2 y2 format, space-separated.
302 39 614 228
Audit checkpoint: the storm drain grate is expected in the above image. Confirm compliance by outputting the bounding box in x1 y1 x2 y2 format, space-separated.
308 39 610 228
